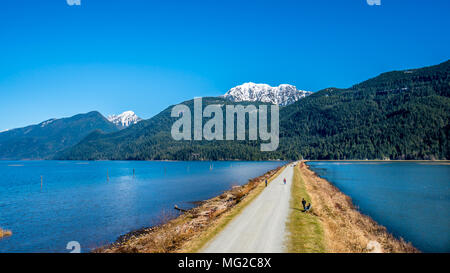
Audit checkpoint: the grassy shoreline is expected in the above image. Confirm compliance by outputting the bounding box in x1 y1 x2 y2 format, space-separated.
288 162 418 253
96 165 286 253
286 163 326 252
97 160 420 253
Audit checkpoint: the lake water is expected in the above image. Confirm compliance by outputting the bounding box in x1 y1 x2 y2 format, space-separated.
307 161 450 253
0 160 286 253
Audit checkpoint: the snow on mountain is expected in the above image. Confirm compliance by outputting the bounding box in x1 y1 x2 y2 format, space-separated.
107 111 142 129
222 82 312 106
40 119 56 128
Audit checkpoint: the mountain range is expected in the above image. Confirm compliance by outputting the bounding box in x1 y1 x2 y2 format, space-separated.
0 111 118 160
1 60 449 160
56 60 449 161
0 110 143 160
222 82 312 106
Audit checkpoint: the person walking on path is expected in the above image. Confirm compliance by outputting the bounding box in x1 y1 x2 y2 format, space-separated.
283 178 286 185
301 198 306 210
265 179 268 187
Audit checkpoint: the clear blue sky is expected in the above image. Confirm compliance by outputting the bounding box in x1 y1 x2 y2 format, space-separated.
0 0 449 131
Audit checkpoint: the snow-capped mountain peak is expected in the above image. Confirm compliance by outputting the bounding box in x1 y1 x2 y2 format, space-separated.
222 82 312 106
107 111 142 129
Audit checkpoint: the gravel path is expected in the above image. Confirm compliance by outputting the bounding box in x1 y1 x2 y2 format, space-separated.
201 164 293 253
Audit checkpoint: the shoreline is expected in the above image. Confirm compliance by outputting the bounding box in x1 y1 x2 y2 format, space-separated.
2 159 449 162
95 165 286 253
96 161 419 253
296 162 418 253
307 159 450 162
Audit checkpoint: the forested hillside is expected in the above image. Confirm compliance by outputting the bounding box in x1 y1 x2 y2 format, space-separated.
0 111 118 160
279 60 449 160
57 60 450 160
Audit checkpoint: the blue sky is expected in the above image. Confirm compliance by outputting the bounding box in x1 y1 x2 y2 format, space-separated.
0 0 449 131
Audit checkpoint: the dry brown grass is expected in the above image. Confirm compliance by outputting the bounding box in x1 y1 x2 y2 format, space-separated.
0 228 12 239
298 162 418 253
180 166 285 253
96 166 284 253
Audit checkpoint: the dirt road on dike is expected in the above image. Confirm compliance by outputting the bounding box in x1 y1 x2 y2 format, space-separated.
201 164 294 253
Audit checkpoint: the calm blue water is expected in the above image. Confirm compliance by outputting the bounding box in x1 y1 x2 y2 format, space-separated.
0 160 286 253
307 161 450 253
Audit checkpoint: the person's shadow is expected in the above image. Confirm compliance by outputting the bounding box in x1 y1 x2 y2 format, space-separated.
290 207 303 212
290 206 316 215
